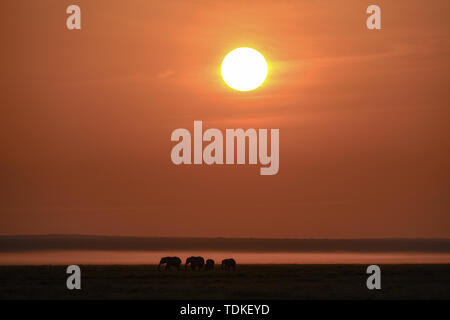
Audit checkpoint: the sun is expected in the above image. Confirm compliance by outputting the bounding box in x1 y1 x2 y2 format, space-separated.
221 47 268 91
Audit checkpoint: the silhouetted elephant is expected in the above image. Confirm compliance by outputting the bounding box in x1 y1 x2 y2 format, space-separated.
204 259 215 271
221 258 236 271
185 256 205 271
158 257 181 271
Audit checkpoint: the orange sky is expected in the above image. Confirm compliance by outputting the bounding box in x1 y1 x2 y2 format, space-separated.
1 0 449 238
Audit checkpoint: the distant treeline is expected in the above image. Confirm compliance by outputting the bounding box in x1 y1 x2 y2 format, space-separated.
1 235 450 253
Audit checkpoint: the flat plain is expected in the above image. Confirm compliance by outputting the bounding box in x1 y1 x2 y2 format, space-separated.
0 264 449 299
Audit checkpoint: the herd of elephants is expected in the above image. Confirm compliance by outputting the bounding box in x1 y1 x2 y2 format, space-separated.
158 256 236 271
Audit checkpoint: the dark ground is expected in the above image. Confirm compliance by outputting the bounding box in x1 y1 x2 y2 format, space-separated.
0 264 449 300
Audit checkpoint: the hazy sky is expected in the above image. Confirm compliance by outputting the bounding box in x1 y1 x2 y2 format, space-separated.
1 0 449 238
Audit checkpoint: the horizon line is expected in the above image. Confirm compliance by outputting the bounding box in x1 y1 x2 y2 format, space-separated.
1 234 449 241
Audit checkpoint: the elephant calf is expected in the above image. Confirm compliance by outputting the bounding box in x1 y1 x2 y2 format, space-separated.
204 259 215 271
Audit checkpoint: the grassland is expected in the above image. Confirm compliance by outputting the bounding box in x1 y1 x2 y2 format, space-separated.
0 264 449 299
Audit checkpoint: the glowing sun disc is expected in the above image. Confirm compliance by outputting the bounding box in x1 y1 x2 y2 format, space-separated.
221 47 268 91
